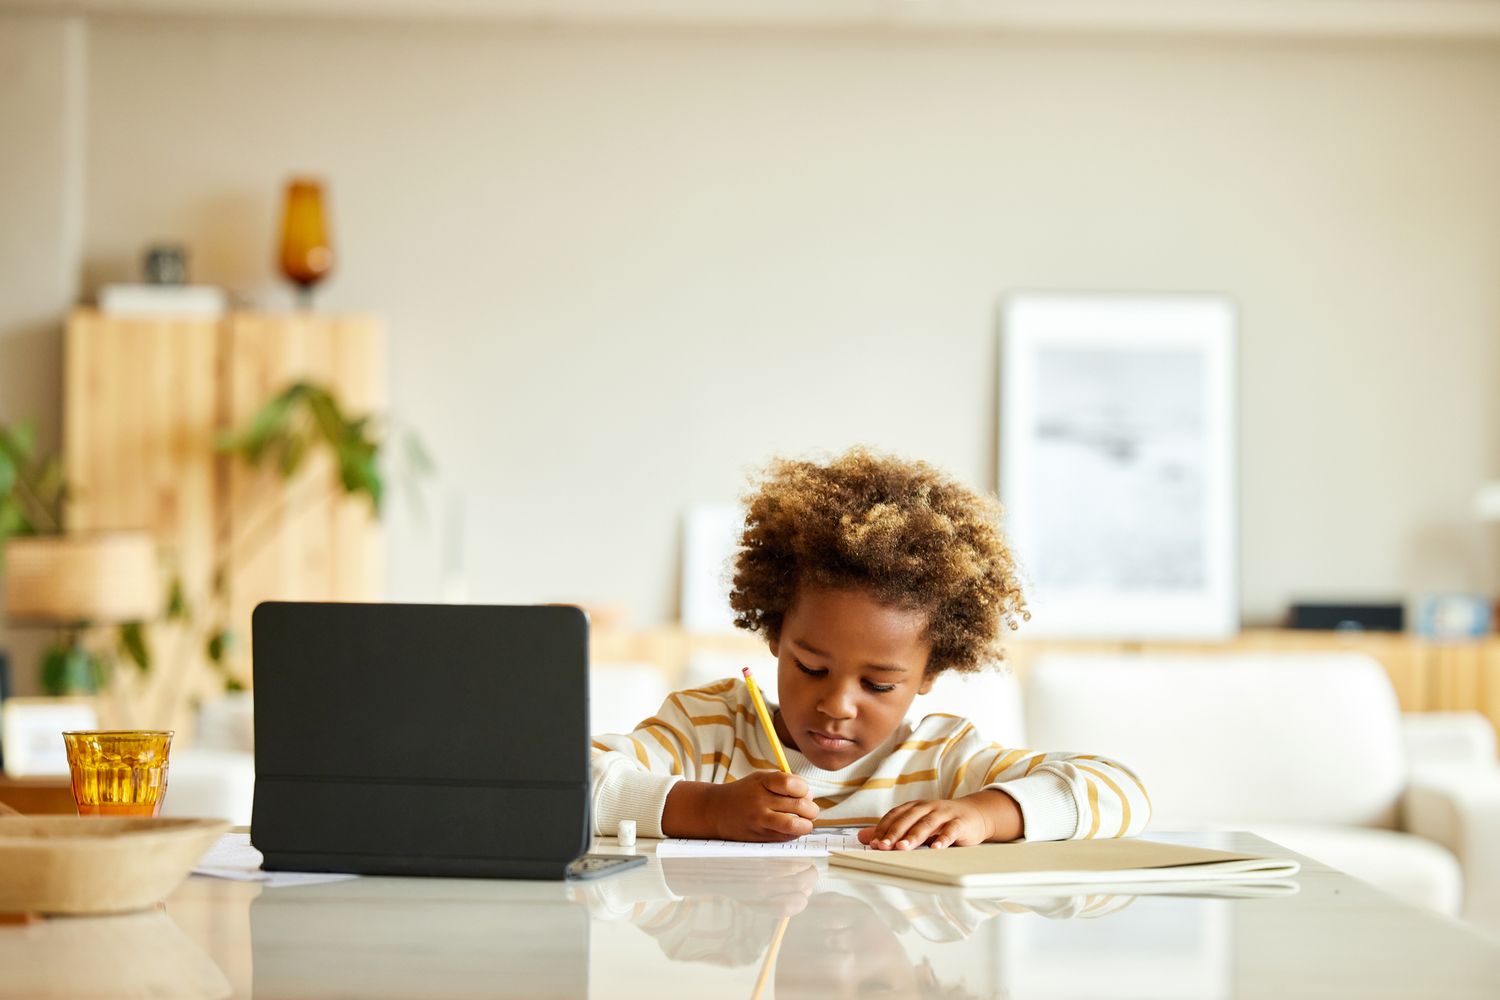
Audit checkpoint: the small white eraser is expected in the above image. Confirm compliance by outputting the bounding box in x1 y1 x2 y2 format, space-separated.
617 820 637 847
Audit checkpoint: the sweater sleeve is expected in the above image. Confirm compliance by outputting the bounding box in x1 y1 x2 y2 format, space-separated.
590 694 709 838
939 728 1152 842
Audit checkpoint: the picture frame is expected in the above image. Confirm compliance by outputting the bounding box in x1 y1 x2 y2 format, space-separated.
0 696 99 777
999 293 1238 639
680 502 744 633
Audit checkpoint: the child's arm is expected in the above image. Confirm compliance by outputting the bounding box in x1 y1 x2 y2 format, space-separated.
857 788 1022 850
591 691 819 840
590 702 702 837
661 773 818 841
859 733 1152 849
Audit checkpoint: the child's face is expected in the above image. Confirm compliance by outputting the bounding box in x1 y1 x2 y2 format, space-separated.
769 585 934 771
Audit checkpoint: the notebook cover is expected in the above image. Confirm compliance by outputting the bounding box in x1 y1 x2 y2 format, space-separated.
828 838 1299 888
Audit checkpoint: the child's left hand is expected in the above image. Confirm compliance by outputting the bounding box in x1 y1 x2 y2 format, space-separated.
857 789 1023 850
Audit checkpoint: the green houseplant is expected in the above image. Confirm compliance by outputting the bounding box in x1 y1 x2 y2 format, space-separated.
0 383 429 698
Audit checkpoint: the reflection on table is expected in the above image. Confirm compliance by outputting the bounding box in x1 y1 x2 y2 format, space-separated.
577 856 1150 999
3 832 1498 999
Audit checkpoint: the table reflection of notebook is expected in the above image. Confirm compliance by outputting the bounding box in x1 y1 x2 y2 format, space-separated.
251 602 612 880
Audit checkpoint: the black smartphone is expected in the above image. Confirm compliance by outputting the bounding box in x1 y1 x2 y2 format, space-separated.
566 854 648 880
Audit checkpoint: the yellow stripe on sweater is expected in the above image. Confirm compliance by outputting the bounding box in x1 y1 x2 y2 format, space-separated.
895 738 947 751
639 721 684 776
627 736 650 768
1075 762 1132 838
939 724 976 796
732 738 782 772
859 769 939 791
1078 755 1153 816
700 751 733 771
982 748 1032 785
674 682 738 706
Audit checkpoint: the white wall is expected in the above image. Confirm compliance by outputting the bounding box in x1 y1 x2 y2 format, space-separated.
8 15 1500 639
0 15 84 695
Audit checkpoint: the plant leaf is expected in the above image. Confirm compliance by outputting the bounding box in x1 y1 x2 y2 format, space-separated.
306 387 345 444
165 575 189 619
278 430 309 478
403 431 435 476
218 385 303 459
118 621 151 673
206 627 237 665
9 420 36 461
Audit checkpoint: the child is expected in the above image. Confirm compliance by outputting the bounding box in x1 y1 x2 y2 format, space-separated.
590 448 1150 848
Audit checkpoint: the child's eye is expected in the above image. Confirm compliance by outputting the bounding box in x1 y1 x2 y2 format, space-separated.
794 659 828 678
863 680 897 694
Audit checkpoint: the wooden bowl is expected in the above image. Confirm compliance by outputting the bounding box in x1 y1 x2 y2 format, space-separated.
0 816 230 916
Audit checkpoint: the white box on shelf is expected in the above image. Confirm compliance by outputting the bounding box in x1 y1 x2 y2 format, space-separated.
98 284 226 317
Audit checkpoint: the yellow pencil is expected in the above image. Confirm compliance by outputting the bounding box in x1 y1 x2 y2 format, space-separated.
751 915 790 1000
742 666 791 774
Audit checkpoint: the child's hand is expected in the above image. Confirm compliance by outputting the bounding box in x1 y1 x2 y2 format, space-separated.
857 790 1022 850
708 771 819 842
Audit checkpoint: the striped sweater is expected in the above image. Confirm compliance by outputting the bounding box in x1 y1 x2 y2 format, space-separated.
590 677 1151 842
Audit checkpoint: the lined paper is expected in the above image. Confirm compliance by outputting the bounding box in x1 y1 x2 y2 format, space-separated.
656 827 876 858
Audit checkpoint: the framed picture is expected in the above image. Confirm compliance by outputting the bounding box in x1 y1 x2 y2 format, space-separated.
680 502 744 633
999 293 1237 639
0 696 98 777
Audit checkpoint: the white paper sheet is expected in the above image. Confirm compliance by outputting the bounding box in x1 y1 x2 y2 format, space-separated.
192 832 359 887
655 827 878 858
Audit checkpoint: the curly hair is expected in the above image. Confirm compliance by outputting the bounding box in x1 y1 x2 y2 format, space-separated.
728 447 1028 676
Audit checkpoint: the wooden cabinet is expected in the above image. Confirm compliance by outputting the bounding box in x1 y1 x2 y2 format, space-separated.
64 309 383 731
0 774 73 815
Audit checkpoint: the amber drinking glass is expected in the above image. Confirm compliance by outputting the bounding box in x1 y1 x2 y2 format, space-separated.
62 731 173 817
279 178 334 307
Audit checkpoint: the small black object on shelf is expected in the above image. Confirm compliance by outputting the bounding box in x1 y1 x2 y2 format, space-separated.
1287 602 1405 632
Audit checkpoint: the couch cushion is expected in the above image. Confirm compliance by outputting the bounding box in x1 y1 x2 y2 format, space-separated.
1024 653 1406 828
162 748 256 825
1250 824 1461 916
912 669 1026 748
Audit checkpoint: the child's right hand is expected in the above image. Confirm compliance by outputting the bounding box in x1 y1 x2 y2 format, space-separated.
709 771 819 841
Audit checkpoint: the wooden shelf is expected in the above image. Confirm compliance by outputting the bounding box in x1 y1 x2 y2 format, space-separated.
0 774 75 815
64 309 385 732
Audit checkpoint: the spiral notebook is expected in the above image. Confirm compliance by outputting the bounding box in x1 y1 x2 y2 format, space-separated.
828 838 1299 888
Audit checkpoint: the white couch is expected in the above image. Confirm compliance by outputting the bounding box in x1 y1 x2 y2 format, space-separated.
1023 652 1500 936
160 693 256 826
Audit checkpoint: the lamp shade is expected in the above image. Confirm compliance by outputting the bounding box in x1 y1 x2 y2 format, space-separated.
3 533 160 624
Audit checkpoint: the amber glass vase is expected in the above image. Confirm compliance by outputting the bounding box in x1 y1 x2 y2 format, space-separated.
279 178 334 307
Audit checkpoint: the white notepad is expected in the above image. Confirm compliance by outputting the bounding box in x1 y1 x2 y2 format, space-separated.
656 827 875 858
192 833 359 887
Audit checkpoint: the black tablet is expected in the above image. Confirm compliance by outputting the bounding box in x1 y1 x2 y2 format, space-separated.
251 602 592 879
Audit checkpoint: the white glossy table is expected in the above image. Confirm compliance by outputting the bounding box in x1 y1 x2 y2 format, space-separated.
5 832 1499 998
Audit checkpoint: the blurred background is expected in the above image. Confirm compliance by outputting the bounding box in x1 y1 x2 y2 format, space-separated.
4 0 1500 939
5 1 1498 642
